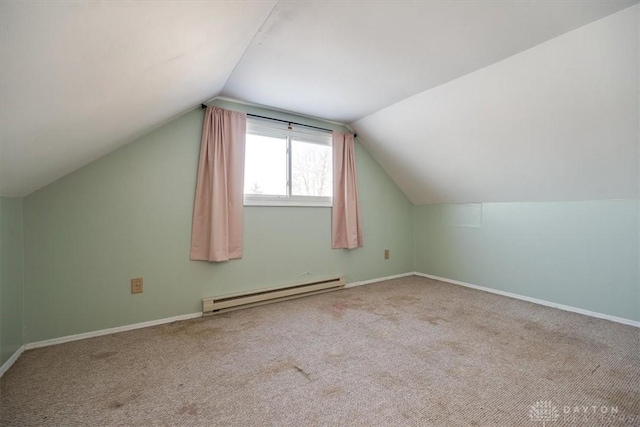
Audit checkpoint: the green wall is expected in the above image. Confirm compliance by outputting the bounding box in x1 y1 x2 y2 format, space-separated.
13 99 639 346
409 7 639 324
414 200 640 321
22 102 414 343
1 197 24 365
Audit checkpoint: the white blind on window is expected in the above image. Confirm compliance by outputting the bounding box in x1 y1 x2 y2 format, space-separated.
247 117 332 146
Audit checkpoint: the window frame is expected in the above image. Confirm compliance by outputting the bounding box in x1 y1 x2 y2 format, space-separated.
244 118 333 207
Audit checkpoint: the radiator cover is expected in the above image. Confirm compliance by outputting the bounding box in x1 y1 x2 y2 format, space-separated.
202 275 345 315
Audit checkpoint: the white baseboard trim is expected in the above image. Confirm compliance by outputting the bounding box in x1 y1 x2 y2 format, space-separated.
7 271 636 373
20 273 415 352
345 272 415 288
414 272 640 328
25 312 203 350
0 345 25 378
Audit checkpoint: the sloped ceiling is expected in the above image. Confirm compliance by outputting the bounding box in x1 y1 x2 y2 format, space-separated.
1 0 637 199
353 4 639 204
224 0 637 123
0 1 277 196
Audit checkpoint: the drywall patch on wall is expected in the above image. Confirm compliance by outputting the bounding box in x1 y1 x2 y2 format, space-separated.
442 203 483 228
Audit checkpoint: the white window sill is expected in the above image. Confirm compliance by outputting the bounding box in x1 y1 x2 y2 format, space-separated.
244 197 332 208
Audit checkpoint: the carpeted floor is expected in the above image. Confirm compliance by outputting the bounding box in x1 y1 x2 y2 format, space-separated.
1 276 639 426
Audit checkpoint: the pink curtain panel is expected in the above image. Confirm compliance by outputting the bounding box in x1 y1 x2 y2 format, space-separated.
190 106 246 262
332 132 363 249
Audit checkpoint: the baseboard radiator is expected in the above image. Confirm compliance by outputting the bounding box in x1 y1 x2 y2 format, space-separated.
202 275 345 315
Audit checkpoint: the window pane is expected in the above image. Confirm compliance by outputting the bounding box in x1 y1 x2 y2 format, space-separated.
291 140 332 197
244 134 287 196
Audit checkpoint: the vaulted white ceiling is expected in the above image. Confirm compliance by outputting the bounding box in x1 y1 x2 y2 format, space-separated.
224 0 637 123
1 0 637 199
353 4 639 204
0 1 277 196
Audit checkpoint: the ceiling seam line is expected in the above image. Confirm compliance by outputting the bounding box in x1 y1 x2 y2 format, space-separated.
218 0 280 94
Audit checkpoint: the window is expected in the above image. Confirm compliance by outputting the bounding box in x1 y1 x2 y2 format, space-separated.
244 117 332 206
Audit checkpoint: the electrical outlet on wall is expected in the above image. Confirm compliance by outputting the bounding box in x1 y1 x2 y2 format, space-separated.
384 249 390 260
131 278 143 294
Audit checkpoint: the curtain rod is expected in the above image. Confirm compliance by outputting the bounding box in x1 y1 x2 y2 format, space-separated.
200 104 356 137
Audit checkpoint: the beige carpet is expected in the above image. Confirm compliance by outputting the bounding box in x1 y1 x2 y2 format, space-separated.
1 276 639 426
